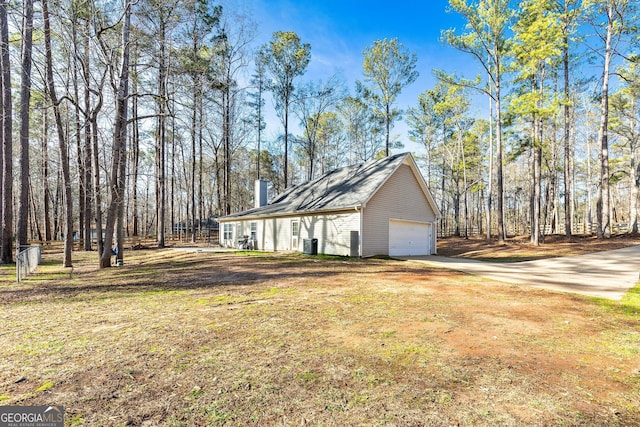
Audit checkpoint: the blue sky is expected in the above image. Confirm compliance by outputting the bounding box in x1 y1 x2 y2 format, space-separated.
245 0 483 152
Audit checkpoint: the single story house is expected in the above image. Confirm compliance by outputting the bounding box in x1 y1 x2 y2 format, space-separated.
218 152 441 257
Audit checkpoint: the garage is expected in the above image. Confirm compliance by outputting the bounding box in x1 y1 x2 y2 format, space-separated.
389 219 432 256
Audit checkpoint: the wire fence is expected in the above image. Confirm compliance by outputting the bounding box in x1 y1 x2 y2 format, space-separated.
438 222 632 238
16 245 42 282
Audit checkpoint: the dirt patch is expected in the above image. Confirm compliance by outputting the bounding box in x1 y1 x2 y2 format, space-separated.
438 233 640 261
0 249 638 426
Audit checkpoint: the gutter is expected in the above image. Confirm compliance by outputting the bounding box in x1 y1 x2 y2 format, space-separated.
218 205 364 222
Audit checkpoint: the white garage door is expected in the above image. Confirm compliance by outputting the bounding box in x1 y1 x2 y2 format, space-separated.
389 219 431 256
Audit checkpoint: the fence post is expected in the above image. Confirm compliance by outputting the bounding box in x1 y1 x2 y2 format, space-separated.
16 245 42 283
16 249 20 283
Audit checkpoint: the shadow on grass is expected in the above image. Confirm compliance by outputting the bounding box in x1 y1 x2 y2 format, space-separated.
0 253 401 304
0 256 77 284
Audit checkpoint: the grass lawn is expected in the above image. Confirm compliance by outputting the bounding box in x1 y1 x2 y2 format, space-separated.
1 245 639 426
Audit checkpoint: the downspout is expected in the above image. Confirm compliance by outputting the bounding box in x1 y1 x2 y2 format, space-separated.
356 205 363 257
434 212 442 254
433 220 437 255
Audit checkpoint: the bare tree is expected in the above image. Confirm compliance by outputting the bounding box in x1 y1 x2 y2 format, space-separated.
131 40 140 238
587 0 633 238
595 2 614 238
293 76 346 180
511 0 562 246
209 7 255 212
441 0 513 242
610 63 640 232
179 0 220 239
17 0 34 250
42 101 52 243
260 31 310 189
556 0 581 238
0 0 12 263
360 38 418 158
137 0 180 247
44 0 74 267
100 0 131 268
338 95 383 163
249 52 267 180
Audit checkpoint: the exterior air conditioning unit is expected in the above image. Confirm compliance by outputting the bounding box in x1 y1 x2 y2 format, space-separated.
303 238 318 255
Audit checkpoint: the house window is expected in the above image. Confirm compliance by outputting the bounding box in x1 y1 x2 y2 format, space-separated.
291 220 299 250
223 223 233 241
249 222 258 250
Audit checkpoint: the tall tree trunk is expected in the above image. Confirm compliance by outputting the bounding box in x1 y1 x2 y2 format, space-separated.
198 91 204 238
596 3 613 239
99 0 130 268
71 16 86 249
457 127 469 239
52 171 60 239
586 134 593 230
440 161 446 236
224 91 234 215
156 17 167 248
284 97 289 189
170 96 175 239
531 119 541 246
17 0 34 250
178 136 188 239
132 71 140 237
385 103 390 157
0 1 4 253
544 141 559 236
495 67 506 242
44 0 73 267
0 0 13 263
486 93 493 239
629 98 638 233
215 146 222 215
256 76 263 180
91 107 104 257
191 81 197 242
82 31 93 251
224 89 231 215
563 30 572 238
453 179 461 237
29 180 42 241
42 102 52 242
115 105 127 262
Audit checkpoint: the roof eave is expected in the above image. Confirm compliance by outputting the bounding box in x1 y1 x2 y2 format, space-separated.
218 205 362 222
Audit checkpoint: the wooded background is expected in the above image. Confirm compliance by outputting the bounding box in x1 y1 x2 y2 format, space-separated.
0 0 638 267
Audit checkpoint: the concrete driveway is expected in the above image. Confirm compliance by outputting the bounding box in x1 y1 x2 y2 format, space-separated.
403 245 640 300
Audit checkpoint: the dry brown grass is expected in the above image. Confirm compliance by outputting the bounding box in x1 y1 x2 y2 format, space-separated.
0 245 639 426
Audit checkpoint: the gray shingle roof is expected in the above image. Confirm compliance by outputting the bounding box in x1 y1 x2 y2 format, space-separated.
220 152 411 220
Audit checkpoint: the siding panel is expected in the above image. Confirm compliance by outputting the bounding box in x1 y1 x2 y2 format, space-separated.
263 217 296 251
301 211 360 257
222 211 361 256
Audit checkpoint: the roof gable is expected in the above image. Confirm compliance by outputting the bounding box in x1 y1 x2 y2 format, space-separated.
220 153 436 220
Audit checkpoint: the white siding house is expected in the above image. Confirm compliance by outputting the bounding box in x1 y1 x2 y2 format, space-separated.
218 153 440 257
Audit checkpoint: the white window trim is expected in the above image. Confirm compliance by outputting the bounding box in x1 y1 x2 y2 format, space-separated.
291 220 300 251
